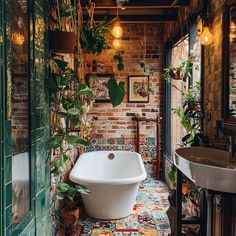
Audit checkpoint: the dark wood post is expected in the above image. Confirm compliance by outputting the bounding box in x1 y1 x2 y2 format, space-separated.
136 118 140 153
176 169 182 236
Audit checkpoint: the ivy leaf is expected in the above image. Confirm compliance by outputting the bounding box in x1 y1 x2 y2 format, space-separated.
117 63 124 71
58 183 70 192
48 135 64 148
67 108 80 116
77 87 94 96
64 135 79 146
76 139 89 147
107 78 125 107
182 133 191 143
54 59 68 71
56 192 65 200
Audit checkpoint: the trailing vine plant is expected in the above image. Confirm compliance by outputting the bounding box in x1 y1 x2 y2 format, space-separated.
47 55 94 177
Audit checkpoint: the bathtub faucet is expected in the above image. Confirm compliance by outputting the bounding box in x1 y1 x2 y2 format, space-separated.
108 153 115 160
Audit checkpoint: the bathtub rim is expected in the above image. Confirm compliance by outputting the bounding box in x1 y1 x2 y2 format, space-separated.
69 150 147 185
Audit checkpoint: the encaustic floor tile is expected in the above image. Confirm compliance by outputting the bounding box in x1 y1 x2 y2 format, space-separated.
79 177 171 236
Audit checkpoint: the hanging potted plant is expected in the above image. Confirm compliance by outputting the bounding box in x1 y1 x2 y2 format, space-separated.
79 1 111 55
164 60 194 82
56 182 90 234
49 0 76 53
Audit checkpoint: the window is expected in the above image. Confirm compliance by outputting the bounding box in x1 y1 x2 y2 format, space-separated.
164 20 202 159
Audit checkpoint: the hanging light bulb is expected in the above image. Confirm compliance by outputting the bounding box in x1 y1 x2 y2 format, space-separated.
199 26 213 46
112 19 123 38
112 38 121 49
112 4 123 38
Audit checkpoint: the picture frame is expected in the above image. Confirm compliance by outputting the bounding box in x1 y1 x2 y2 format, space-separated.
85 74 113 102
128 75 149 103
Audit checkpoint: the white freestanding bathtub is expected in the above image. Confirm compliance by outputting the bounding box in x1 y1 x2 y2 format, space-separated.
69 151 147 220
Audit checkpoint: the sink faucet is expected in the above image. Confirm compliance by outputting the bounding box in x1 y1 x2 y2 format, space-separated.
209 135 235 163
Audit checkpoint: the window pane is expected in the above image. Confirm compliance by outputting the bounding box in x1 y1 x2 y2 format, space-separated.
171 37 189 152
9 0 31 226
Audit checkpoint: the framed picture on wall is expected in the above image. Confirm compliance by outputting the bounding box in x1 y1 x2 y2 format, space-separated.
128 75 149 103
85 74 113 102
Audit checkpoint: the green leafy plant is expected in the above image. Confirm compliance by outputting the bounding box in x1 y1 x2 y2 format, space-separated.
139 60 157 95
80 20 111 55
164 58 207 146
47 56 94 176
172 81 207 146
107 77 125 107
56 182 90 203
113 51 124 71
164 60 195 82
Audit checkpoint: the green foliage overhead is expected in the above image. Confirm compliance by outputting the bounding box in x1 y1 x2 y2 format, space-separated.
107 78 125 107
80 20 111 55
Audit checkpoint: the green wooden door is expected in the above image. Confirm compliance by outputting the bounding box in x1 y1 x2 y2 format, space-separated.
0 0 51 235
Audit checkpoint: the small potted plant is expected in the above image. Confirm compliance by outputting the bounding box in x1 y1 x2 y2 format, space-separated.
56 182 90 234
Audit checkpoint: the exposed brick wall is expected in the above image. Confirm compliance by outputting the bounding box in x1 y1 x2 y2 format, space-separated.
85 23 164 150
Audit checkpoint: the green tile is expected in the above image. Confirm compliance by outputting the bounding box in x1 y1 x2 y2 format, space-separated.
5 182 12 207
5 205 12 228
4 156 11 184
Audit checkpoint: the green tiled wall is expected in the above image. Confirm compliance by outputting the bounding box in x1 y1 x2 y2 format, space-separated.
0 0 51 235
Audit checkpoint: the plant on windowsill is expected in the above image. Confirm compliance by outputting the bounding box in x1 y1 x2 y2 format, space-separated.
164 58 207 146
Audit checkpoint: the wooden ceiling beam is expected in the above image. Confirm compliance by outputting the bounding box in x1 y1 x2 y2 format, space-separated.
83 14 178 22
82 8 178 16
81 0 190 8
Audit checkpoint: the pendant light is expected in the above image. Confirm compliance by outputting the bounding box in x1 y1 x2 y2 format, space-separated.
112 5 123 39
199 0 213 46
199 26 213 46
112 38 121 49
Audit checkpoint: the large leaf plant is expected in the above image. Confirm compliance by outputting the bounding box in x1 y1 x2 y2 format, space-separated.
48 56 94 177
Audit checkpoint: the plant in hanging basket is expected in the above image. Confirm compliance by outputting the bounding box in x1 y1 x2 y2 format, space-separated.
49 0 76 53
80 20 111 55
164 60 194 82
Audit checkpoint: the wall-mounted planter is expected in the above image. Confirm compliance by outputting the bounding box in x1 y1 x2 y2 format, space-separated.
49 31 76 54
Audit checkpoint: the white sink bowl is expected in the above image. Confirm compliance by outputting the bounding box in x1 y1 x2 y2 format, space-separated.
173 147 236 193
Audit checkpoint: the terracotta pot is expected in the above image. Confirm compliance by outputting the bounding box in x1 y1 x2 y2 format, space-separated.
49 31 76 54
61 207 79 226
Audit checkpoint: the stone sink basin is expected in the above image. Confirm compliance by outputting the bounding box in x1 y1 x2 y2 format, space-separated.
173 147 236 193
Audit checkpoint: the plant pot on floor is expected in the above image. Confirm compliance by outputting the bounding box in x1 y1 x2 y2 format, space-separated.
61 206 80 235
49 31 76 54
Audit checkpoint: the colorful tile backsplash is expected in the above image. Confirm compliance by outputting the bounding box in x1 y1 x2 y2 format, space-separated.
86 137 157 160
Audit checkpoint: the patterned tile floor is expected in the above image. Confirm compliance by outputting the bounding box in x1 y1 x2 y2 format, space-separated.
78 177 171 236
